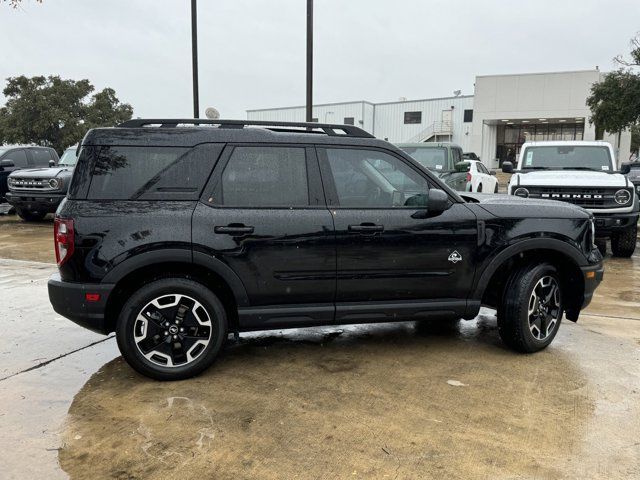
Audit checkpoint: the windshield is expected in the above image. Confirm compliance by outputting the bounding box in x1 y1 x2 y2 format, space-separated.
399 147 447 171
520 146 613 171
59 148 78 166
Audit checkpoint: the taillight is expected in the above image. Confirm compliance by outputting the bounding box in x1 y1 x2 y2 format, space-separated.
466 173 472 182
54 217 75 266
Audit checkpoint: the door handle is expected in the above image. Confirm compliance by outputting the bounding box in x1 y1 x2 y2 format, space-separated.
214 224 254 235
348 223 384 233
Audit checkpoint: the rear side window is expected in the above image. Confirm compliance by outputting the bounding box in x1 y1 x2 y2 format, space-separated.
30 149 53 166
219 146 308 207
86 146 217 200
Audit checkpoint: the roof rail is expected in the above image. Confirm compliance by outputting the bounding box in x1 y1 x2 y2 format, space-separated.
117 119 375 138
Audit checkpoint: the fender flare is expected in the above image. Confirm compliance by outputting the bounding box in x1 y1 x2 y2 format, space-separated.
471 238 588 301
102 248 250 307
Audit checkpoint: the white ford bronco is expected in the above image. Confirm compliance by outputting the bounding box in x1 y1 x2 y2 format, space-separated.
503 141 638 257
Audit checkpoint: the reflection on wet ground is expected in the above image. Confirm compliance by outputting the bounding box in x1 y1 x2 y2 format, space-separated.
0 216 638 479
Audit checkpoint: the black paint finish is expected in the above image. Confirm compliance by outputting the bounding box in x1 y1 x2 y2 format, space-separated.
51 125 603 335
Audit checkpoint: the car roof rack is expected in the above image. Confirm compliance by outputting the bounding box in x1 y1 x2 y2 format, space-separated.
117 119 375 138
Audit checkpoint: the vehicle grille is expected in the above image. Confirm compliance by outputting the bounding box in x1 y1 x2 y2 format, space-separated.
9 178 54 191
526 187 623 209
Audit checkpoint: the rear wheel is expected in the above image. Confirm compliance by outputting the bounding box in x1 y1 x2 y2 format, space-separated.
498 263 563 353
494 183 499 193
116 278 227 380
611 226 637 258
16 208 47 221
477 183 483 193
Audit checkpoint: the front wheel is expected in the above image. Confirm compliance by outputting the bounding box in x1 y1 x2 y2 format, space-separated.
611 225 637 258
116 278 228 380
16 208 47 221
477 183 483 193
498 263 563 353
494 183 499 193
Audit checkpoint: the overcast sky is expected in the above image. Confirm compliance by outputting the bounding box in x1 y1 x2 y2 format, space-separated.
2 0 639 119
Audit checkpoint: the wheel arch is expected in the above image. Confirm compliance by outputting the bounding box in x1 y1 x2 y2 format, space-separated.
473 239 587 321
103 250 249 334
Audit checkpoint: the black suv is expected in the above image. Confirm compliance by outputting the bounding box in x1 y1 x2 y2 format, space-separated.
0 146 58 211
48 120 604 380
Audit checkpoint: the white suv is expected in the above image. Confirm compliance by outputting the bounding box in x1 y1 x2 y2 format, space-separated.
503 141 638 257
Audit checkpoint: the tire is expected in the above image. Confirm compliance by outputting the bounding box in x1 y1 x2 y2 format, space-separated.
477 184 483 193
116 278 228 380
16 208 47 221
595 238 607 257
494 183 499 193
498 263 563 353
610 225 637 258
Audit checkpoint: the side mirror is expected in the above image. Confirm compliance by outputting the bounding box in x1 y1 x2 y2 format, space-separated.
620 162 631 175
0 159 15 170
49 159 56 167
428 188 450 213
407 189 450 217
502 161 514 173
454 161 470 173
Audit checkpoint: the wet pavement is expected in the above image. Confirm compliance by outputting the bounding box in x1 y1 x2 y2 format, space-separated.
0 214 639 479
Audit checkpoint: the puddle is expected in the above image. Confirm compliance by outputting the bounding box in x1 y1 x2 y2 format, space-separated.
59 320 594 479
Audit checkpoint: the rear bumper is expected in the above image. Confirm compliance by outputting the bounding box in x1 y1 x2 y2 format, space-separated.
48 273 114 335
592 211 639 237
580 263 604 310
6 191 66 213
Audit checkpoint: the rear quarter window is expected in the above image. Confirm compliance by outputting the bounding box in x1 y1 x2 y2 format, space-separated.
85 145 222 200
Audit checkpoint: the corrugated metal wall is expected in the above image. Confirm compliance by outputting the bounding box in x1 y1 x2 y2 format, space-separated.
248 102 371 129
247 96 474 150
373 96 474 149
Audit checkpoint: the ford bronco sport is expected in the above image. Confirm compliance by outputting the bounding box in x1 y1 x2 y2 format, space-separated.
503 141 639 257
48 120 604 380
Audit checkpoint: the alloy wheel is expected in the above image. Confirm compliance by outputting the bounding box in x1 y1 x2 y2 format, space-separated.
133 294 212 367
527 276 561 341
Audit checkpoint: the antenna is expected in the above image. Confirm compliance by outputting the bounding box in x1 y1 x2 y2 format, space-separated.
204 107 220 120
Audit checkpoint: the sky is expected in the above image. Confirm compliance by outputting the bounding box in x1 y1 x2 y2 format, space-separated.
1 0 639 119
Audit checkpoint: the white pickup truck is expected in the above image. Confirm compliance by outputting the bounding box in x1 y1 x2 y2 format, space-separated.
503 141 638 257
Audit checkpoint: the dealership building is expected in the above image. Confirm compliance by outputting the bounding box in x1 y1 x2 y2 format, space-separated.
247 69 631 168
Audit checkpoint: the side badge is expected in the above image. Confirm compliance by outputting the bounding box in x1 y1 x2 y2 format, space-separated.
448 250 462 263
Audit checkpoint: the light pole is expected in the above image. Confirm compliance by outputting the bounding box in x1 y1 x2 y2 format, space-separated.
191 0 199 118
305 0 313 122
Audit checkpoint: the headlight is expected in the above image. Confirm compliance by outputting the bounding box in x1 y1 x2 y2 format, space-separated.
514 187 529 198
48 178 61 189
614 189 631 205
7 177 16 187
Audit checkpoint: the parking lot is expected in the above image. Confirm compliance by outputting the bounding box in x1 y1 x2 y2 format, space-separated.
0 213 639 479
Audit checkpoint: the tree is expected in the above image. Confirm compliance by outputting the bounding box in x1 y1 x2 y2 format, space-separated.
0 75 133 154
588 34 640 140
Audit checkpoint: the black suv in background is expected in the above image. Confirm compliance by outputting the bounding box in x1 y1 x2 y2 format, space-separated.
0 146 58 212
49 120 604 380
6 146 77 221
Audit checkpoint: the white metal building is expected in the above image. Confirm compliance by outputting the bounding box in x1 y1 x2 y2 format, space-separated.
247 69 631 168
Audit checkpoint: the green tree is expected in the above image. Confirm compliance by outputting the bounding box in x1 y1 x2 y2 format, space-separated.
0 75 133 154
588 34 640 142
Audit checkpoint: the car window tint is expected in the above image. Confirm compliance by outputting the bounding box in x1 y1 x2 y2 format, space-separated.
87 146 212 200
220 146 309 207
30 149 53 166
324 148 429 208
6 149 28 167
